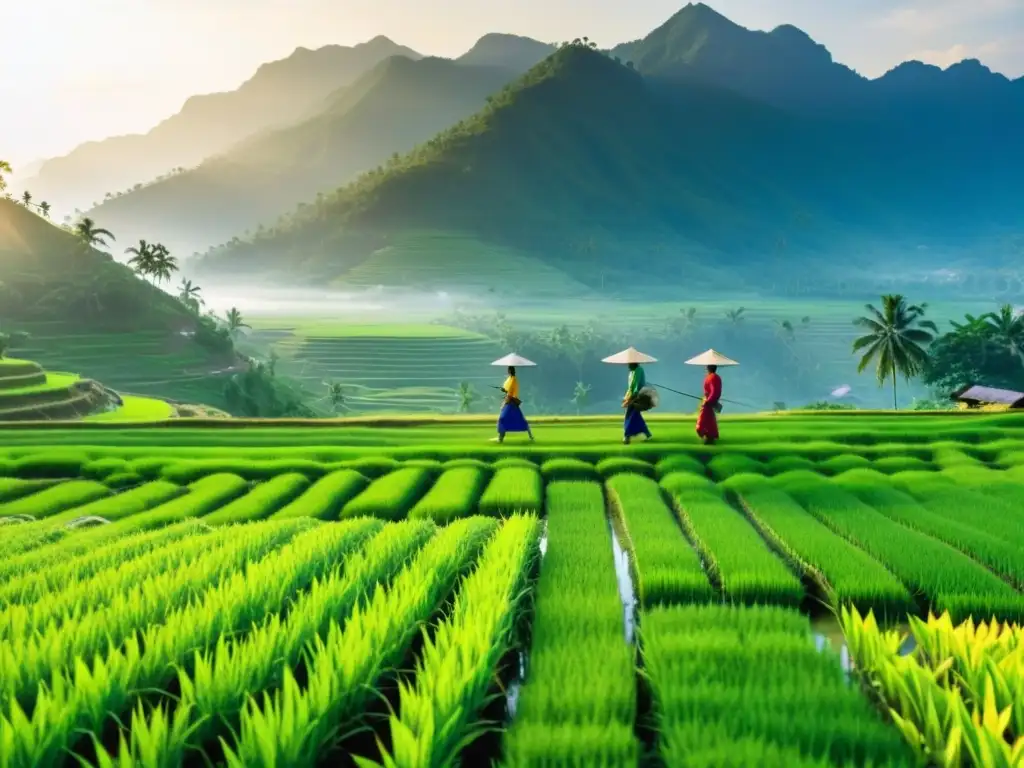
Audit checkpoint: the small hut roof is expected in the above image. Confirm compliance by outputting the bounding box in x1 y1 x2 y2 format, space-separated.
952 384 1024 406
685 349 739 366
491 353 537 367
601 347 658 364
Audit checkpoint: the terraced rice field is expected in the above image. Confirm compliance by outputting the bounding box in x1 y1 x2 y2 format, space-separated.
15 325 233 406
248 324 505 414
1 411 1023 765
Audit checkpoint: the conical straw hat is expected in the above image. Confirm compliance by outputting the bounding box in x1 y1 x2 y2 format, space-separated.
602 347 658 364
491 353 537 367
685 349 739 366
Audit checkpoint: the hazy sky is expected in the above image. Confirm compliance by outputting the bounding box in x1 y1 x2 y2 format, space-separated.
4 0 1022 169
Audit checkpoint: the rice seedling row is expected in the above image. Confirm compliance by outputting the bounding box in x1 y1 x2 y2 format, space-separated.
605 473 713 607
735 484 914 618
38 480 184 527
370 514 540 766
503 482 640 766
102 519 435 766
0 481 111 526
777 474 1024 621
664 484 804 607
837 471 1024 590
478 466 544 516
199 472 310 525
408 465 489 522
270 468 369 519
0 517 381 768
219 516 498 767
341 466 434 520
0 475 248 584
1 517 313 707
641 603 914 766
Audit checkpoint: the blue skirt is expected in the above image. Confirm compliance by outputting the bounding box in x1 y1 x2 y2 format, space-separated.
624 406 649 438
498 402 531 433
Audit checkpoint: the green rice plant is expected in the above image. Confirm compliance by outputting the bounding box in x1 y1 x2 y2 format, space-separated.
160 458 328 483
9 451 90 479
201 474 310 526
0 525 66 562
102 472 144 489
41 480 183 526
736 487 912 618
835 469 1024 590
442 457 489 470
763 455 818 475
369 515 541 766
0 517 314 707
0 474 247 585
816 454 872 475
781 476 1024 621
0 478 58 504
667 490 803 607
0 519 258 640
606 474 713 606
220 517 498 767
478 466 543 516
340 467 432 520
716 471 771 495
271 470 368 520
641 603 913 766
540 457 599 481
340 456 402 477
81 457 129 480
401 457 444 473
870 456 934 474
0 518 382 767
706 454 765 482
890 471 1024 548
145 519 434 760
0 480 110 522
0 519 211 606
931 446 984 469
408 466 488 523
493 457 539 469
595 456 655 479
503 482 640 765
655 454 705 478
660 471 719 496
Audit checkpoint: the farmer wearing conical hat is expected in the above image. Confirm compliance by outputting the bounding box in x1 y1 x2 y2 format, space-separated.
696 364 722 444
490 353 536 443
622 362 653 444
685 349 737 445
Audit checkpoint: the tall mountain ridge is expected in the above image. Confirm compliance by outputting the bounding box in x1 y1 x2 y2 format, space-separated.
81 56 533 255
19 36 422 213
192 43 1023 295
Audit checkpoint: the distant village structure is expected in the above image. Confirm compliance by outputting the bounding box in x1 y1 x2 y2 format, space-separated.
952 385 1024 410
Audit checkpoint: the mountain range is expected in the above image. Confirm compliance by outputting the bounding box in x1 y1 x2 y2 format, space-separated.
14 2 1024 297
18 36 422 213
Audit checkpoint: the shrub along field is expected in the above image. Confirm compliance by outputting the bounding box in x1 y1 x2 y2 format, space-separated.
1 411 1023 765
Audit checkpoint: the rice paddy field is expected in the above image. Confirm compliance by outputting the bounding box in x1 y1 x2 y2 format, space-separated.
2 410 1024 766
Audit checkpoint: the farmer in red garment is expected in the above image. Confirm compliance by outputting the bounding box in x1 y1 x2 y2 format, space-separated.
696 364 722 444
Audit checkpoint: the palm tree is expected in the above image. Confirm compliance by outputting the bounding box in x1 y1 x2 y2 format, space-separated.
725 307 746 325
457 381 476 413
148 244 178 285
774 319 795 343
325 381 348 413
125 240 154 279
571 381 591 415
0 160 11 193
225 307 250 337
20 191 31 207
38 201 50 218
75 217 115 249
984 303 1024 367
177 278 203 311
852 295 937 410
